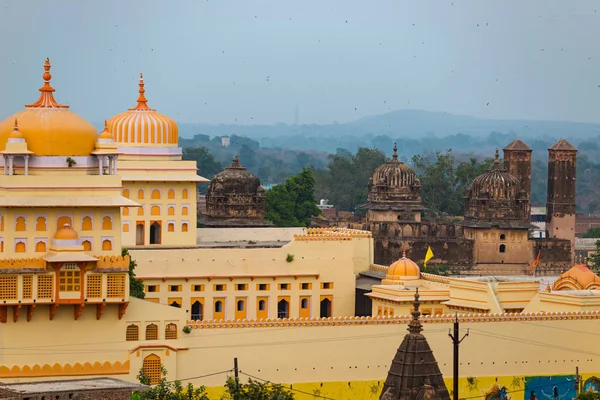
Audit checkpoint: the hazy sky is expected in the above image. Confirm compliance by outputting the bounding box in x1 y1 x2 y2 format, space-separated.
1 1 600 125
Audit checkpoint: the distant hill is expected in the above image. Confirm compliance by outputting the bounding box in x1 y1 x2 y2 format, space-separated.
178 109 600 141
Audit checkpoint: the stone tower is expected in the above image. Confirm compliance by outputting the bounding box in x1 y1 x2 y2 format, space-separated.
503 139 533 199
546 139 577 259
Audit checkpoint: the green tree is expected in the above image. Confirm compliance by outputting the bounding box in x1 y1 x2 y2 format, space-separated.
314 147 387 215
266 169 321 227
136 365 209 400
183 147 224 179
122 248 145 299
587 240 600 274
223 377 294 400
412 150 493 217
583 227 600 238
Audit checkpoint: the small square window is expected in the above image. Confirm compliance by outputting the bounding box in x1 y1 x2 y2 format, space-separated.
147 285 158 293
258 284 269 291
301 283 312 290
192 284 204 292
278 283 289 290
236 284 248 291
169 285 181 292
321 282 333 289
214 284 226 291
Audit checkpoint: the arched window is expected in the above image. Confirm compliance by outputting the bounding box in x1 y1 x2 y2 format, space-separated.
143 354 161 385
182 188 189 200
102 216 112 230
151 206 160 216
0 216 4 231
500 234 506 240
123 207 129 216
168 189 175 199
136 224 144 245
168 207 175 216
277 299 289 319
182 223 188 232
82 240 92 251
165 323 178 340
182 207 188 216
170 300 181 308
81 216 93 231
192 301 203 321
138 207 144 216
102 239 112 251
320 297 332 318
150 222 161 245
15 217 26 231
237 300 245 311
499 244 506 253
35 241 46 252
123 189 130 199
57 216 72 230
123 224 130 233
15 241 26 253
36 217 47 231
168 223 174 232
258 300 266 311
145 324 158 340
215 301 223 313
301 298 309 309
138 189 145 200
151 189 161 200
126 324 139 341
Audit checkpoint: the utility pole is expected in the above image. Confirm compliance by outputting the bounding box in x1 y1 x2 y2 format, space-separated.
234 357 240 400
448 314 469 400
575 366 581 397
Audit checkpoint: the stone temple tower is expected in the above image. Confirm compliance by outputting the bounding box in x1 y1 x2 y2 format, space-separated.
546 139 577 259
503 139 533 199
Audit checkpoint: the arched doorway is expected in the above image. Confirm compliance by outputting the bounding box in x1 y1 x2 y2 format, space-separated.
277 299 289 319
320 298 332 318
150 222 161 245
136 224 144 245
191 301 203 321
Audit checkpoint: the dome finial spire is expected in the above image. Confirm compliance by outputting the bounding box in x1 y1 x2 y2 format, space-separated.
392 143 398 161
132 73 150 110
493 148 500 168
13 118 18 130
25 58 69 109
407 288 423 334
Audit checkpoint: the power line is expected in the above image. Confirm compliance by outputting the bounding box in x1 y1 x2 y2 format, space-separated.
170 369 233 383
460 376 578 400
239 371 337 400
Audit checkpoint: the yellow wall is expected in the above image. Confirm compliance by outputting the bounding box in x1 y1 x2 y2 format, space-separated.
120 181 196 247
469 228 532 264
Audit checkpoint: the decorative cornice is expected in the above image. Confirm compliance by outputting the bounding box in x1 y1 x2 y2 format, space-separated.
294 227 372 241
0 360 129 378
187 310 600 329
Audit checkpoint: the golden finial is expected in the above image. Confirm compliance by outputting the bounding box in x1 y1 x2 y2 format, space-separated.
25 58 68 109
402 250 406 259
13 118 18 130
98 119 114 140
407 288 423 334
131 73 150 110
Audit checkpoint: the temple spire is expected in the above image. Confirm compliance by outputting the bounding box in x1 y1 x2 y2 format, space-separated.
407 288 423 334
392 143 398 161
130 73 150 110
25 58 69 109
493 148 500 168
230 155 243 169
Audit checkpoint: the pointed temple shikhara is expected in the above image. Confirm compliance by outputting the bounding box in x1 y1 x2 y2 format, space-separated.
380 289 450 400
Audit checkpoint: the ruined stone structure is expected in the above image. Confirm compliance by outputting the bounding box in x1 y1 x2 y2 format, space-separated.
203 156 271 227
546 139 578 261
354 140 576 273
366 143 423 223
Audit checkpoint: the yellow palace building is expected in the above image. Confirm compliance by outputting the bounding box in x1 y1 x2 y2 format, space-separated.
0 60 599 400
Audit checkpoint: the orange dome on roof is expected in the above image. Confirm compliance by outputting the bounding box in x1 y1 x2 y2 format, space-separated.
8 119 24 139
54 224 79 241
0 59 97 156
382 252 420 284
552 264 600 291
98 120 113 140
107 73 178 147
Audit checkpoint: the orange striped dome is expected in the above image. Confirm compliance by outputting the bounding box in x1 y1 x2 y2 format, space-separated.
382 252 420 284
552 264 600 291
107 74 178 147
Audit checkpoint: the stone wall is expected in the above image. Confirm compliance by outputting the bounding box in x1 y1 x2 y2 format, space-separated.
531 237 572 269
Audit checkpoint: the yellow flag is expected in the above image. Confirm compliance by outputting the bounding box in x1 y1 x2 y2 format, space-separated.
424 246 434 269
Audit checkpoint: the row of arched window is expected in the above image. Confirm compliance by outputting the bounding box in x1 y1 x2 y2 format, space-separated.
1 215 114 232
122 205 189 217
126 323 178 341
123 188 189 201
7 238 113 253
